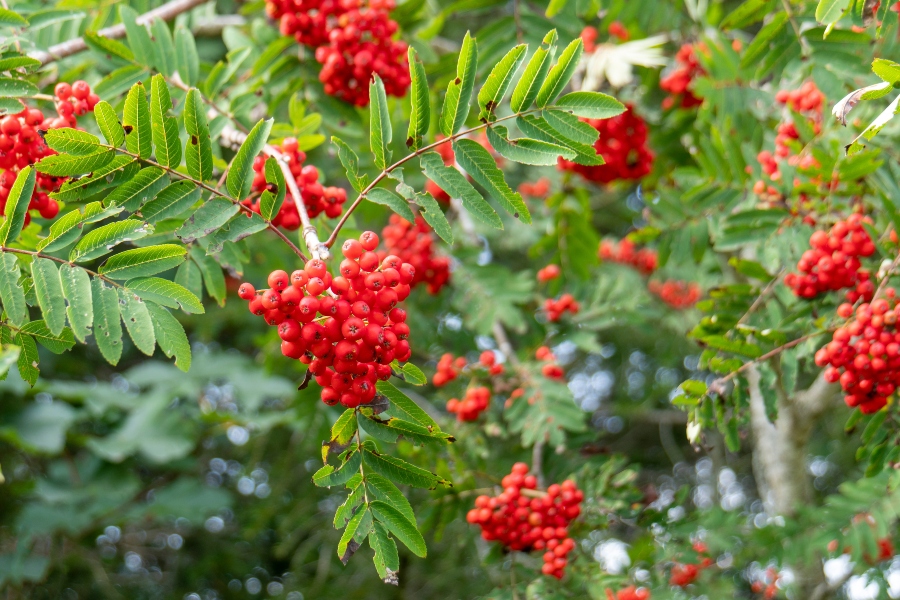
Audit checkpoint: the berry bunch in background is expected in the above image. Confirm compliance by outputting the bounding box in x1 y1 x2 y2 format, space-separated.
784 215 875 301
265 0 409 106
599 239 702 309
0 82 98 223
446 386 491 422
558 105 654 184
536 346 564 379
660 43 705 109
238 231 414 408
648 279 701 309
243 137 347 229
749 567 780 599
537 264 561 282
544 293 580 322
315 2 409 106
433 350 504 388
518 177 551 199
465 463 583 579
433 353 467 387
268 0 343 47
380 214 451 294
599 238 658 275
816 293 900 414
754 81 824 193
606 586 650 600
669 542 713 587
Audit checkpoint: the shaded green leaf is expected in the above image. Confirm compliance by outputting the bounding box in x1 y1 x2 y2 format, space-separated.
0 166 35 245
0 254 27 326
146 302 191 371
184 89 213 181
406 47 430 150
537 38 583 107
478 44 527 120
149 74 182 168
555 91 625 119
227 118 273 200
440 31 477 136
141 180 200 223
123 82 152 159
59 264 92 343
176 199 240 243
30 259 65 336
117 288 156 355
125 277 204 314
453 139 530 222
510 30 557 113
420 152 501 228
70 219 154 262
91 278 122 364
98 245 186 279
370 74 392 171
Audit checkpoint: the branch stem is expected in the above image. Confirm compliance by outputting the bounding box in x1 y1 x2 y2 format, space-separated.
29 0 209 65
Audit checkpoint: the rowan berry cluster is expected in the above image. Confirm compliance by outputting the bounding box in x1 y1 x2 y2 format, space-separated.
544 294 580 322
660 43 705 109
648 280 701 309
827 521 894 563
315 4 409 106
599 238 658 275
606 586 650 600
670 559 710 586
753 82 824 191
238 231 414 407
608 21 630 41
580 22 629 53
380 214 451 294
668 541 714 587
265 0 409 106
432 350 504 387
465 463 583 579
749 567 780 599
518 177 550 199
0 82 98 224
581 26 600 52
243 138 347 228
816 294 900 414
433 353 466 387
558 105 654 184
784 215 875 301
537 264 561 282
775 81 824 115
536 346 564 380
446 386 491 422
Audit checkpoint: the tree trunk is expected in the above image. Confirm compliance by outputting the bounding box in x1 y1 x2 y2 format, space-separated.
746 367 839 596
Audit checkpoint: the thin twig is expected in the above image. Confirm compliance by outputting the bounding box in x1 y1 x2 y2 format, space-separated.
736 270 785 327
492 321 521 367
29 0 210 65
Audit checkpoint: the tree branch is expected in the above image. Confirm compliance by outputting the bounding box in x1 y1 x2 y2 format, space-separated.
220 125 326 260
29 0 210 65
